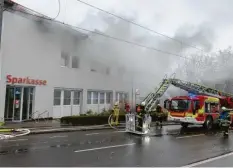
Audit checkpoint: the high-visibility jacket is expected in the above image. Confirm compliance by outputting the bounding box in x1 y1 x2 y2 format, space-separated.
113 105 120 116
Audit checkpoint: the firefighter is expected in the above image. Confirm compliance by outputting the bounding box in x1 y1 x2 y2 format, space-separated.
111 102 120 126
136 101 147 132
125 102 131 113
219 106 231 137
155 104 163 128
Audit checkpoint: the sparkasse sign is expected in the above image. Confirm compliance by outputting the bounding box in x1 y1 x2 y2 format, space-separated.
6 75 47 85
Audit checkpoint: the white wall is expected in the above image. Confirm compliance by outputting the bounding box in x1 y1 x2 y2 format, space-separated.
0 11 132 120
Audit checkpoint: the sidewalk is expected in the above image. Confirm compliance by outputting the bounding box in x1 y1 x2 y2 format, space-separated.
1 120 179 135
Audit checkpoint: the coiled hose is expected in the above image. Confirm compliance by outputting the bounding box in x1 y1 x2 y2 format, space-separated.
108 114 121 130
0 129 30 140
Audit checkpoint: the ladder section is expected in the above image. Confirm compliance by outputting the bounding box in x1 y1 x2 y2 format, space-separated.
170 79 232 98
145 79 171 111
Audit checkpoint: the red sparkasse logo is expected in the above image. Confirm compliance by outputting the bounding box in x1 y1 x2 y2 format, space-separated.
6 75 47 85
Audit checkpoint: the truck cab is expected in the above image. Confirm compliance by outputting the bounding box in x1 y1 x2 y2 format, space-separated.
166 94 220 129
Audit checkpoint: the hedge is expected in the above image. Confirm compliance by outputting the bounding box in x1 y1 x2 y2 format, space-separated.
60 113 167 126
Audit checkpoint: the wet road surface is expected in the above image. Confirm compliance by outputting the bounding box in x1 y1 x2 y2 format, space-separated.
0 125 233 166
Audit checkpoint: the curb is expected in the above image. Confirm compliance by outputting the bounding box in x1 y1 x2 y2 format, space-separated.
29 123 179 135
30 126 125 134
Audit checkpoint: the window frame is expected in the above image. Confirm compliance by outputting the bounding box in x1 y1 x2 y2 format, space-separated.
61 51 70 68
71 56 79 69
53 89 62 106
106 92 112 104
73 90 81 105
92 91 98 104
63 90 71 105
87 91 92 104
99 92 105 104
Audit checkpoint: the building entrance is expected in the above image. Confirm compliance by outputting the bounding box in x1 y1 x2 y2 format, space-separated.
4 85 34 121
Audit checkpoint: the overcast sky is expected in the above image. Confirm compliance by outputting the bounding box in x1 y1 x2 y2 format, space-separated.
13 0 233 51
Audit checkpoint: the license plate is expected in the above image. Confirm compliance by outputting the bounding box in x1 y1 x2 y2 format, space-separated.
174 118 180 121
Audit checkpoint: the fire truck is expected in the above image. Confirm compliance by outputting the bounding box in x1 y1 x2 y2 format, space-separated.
166 95 224 129
125 73 233 133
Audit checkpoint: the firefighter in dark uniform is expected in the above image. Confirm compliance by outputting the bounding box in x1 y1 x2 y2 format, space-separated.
136 101 147 132
219 106 231 137
155 104 163 128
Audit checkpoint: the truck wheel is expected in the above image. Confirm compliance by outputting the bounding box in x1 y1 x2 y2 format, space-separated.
181 123 189 128
204 116 213 130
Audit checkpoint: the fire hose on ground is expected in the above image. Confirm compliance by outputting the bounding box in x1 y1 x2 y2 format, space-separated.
0 128 31 140
108 114 121 130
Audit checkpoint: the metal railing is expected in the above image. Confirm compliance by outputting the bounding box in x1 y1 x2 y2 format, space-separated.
22 110 49 123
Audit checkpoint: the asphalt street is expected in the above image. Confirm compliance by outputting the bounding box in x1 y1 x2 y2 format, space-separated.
0 125 233 167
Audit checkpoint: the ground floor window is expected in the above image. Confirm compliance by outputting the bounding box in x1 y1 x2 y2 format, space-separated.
73 91 81 105
115 92 129 104
53 88 82 106
87 90 113 105
53 89 61 105
53 88 82 118
63 90 71 105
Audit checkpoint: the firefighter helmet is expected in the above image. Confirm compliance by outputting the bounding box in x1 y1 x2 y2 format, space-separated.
222 106 227 110
141 101 146 106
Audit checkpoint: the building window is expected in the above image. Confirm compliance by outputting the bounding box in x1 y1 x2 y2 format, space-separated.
106 92 112 104
73 91 81 105
115 92 128 103
87 90 113 105
72 56 79 69
61 51 70 67
93 91 98 104
63 90 71 105
99 92 105 104
53 89 61 105
115 93 119 102
87 91 92 104
119 93 124 103
124 93 128 102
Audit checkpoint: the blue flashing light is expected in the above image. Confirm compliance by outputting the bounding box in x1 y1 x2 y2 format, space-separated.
188 92 197 98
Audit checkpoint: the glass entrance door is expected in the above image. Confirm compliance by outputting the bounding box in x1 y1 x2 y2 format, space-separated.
13 87 22 121
4 87 14 121
22 87 34 120
4 86 34 122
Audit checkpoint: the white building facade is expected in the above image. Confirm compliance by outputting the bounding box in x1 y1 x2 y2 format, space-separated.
0 10 133 122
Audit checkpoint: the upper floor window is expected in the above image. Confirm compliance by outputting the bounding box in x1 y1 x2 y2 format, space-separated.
72 56 79 69
61 51 70 67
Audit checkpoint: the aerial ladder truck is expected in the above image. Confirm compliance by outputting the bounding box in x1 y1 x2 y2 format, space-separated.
125 74 233 134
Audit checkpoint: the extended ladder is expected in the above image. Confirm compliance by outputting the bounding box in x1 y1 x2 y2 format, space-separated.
170 79 233 98
143 75 233 112
144 74 175 111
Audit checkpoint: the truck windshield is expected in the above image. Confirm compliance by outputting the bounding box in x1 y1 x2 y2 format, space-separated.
171 99 190 111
